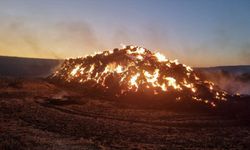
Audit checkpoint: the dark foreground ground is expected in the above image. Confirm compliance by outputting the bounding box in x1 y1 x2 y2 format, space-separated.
0 78 250 149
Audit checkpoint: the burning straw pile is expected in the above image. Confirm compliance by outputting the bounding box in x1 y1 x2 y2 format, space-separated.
50 45 228 107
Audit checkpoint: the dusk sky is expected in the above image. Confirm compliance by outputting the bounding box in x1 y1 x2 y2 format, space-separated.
0 0 250 67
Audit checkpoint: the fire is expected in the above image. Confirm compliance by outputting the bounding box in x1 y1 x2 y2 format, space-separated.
154 52 168 62
70 65 80 76
164 77 181 90
115 65 123 73
144 70 159 87
50 45 228 107
129 73 140 89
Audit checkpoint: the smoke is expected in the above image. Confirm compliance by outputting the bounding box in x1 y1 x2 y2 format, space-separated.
200 69 250 95
1 16 171 60
54 21 105 55
0 17 105 59
0 15 249 67
111 24 178 60
111 26 132 46
52 91 69 100
0 19 58 58
239 43 250 64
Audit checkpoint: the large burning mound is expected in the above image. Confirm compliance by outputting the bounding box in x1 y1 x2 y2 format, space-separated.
50 46 228 107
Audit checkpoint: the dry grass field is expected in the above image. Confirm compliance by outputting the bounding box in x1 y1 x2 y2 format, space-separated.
1 78 250 149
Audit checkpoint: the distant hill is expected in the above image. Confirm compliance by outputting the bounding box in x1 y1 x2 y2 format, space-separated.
196 65 250 74
0 56 61 77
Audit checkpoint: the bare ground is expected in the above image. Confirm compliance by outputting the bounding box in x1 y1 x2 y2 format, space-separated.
0 78 250 149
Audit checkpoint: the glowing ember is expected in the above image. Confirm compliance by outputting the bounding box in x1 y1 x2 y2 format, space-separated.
50 45 228 107
154 52 168 62
70 65 80 76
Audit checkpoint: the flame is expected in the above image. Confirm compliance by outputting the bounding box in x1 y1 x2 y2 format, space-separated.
154 52 168 62
129 73 140 89
51 45 228 107
115 65 123 73
144 70 159 87
164 77 181 90
70 65 80 76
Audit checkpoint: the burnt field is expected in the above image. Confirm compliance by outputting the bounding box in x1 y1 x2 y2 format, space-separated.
0 77 250 149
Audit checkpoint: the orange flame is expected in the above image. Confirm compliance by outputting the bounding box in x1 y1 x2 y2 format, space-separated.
51 45 228 107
